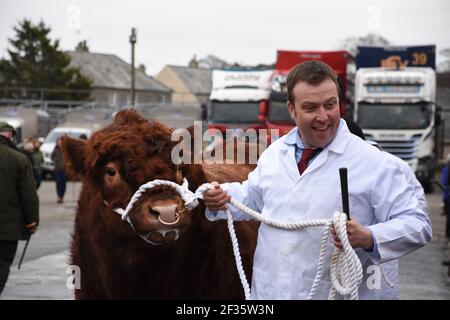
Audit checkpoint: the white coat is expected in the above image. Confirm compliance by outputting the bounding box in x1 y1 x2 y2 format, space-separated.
206 119 432 300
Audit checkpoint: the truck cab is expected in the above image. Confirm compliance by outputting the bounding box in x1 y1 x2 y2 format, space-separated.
354 67 436 192
208 68 274 142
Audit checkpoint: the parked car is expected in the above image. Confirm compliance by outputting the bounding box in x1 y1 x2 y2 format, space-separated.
40 125 94 178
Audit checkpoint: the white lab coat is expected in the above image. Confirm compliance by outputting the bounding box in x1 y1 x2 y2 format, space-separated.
206 119 432 300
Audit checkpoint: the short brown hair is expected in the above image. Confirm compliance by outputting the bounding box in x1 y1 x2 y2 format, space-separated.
286 61 340 105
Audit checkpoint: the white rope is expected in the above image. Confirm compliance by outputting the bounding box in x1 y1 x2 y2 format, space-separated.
111 178 198 222
195 183 363 300
107 179 372 300
108 178 198 245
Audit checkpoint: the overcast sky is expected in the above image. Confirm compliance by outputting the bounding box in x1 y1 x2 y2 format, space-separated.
1 0 449 75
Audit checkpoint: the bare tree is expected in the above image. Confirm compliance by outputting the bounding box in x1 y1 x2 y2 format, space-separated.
337 33 391 56
197 55 231 69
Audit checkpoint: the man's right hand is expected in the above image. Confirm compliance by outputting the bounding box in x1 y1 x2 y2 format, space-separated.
25 222 38 234
203 181 231 211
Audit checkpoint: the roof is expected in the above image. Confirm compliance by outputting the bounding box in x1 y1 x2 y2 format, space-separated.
167 65 212 95
67 51 170 93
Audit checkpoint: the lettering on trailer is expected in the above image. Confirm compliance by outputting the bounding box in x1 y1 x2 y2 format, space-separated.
224 74 261 82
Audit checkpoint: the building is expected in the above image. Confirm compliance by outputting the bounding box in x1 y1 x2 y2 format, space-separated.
67 50 171 107
155 64 212 105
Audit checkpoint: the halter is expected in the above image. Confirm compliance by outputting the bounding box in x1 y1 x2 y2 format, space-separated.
104 178 197 245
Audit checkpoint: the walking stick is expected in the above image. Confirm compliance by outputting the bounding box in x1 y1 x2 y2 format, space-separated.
18 233 31 270
339 167 350 220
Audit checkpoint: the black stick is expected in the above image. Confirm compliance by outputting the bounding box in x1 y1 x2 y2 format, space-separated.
339 168 350 220
18 234 31 270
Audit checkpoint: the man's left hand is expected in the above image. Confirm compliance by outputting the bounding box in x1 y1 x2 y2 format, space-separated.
25 222 38 234
331 219 374 251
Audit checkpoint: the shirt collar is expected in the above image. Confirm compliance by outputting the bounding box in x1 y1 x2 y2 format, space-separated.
284 127 305 149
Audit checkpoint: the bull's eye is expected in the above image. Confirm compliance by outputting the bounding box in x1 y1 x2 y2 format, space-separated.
106 168 116 176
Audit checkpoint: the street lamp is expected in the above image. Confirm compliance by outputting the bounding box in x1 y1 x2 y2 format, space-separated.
129 28 137 107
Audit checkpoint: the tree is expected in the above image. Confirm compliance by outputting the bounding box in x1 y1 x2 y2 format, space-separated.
0 19 92 100
197 54 231 69
337 33 391 57
75 40 89 53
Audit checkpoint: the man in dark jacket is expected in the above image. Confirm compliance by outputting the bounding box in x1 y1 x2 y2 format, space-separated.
0 122 39 295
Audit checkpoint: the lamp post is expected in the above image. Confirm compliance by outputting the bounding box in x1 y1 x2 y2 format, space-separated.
129 28 137 107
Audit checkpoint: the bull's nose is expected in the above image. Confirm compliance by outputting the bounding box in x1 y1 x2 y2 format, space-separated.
151 204 180 225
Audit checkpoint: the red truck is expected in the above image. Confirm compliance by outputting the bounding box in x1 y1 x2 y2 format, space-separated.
259 50 350 140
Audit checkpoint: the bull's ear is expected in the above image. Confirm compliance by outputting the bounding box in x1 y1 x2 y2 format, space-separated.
113 109 146 126
60 135 86 177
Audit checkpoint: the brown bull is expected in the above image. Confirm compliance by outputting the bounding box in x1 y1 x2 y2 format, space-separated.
61 109 258 299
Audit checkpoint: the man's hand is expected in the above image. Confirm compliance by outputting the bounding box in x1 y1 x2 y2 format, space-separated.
203 182 231 211
331 218 374 251
25 222 38 234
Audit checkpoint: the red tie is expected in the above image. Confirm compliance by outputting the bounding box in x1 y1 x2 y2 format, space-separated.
297 148 321 175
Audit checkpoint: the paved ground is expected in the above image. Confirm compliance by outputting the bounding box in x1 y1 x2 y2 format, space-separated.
1 180 449 300
1 181 78 300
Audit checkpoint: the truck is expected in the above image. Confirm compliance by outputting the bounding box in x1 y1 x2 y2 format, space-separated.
0 107 51 145
261 50 350 140
208 68 274 139
354 45 437 192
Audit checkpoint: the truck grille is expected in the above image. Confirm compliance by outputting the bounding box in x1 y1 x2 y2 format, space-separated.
366 134 422 161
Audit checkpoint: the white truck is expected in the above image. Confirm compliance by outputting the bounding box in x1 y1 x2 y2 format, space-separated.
354 67 437 192
0 107 51 144
40 123 100 177
208 68 274 134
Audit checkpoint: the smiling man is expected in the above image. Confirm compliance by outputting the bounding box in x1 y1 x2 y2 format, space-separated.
287 69 341 148
203 61 432 300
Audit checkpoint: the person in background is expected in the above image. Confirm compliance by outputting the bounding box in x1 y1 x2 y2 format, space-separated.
0 122 39 295
51 137 67 204
21 137 47 189
440 153 450 267
29 138 44 189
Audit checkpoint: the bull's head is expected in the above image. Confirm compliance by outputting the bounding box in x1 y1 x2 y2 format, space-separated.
61 110 203 245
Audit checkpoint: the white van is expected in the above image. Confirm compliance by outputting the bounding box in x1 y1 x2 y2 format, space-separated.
40 126 94 176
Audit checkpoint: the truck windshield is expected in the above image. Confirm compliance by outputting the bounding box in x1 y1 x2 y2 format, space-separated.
268 100 293 123
357 103 432 130
209 101 260 123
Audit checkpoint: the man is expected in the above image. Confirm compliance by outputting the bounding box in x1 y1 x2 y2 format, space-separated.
51 137 67 204
440 154 450 267
203 61 432 299
345 121 429 298
0 122 39 295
